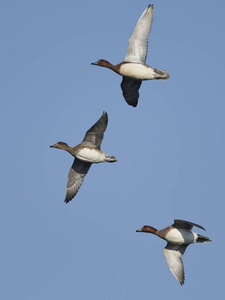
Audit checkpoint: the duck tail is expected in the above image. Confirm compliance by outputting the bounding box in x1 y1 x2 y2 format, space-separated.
154 69 170 80
105 155 117 163
197 234 211 243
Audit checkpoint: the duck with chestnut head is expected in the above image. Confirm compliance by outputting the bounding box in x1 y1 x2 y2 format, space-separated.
136 219 211 285
92 5 169 107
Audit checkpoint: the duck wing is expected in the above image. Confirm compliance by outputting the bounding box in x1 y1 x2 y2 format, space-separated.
121 77 142 107
81 112 108 149
172 220 206 231
163 243 188 285
65 159 92 203
124 5 154 64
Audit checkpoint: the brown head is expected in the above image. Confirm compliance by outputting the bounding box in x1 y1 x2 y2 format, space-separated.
136 225 158 235
91 59 113 69
50 142 70 150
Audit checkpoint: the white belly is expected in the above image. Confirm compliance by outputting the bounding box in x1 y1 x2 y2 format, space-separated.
76 148 106 163
166 228 197 245
119 63 156 80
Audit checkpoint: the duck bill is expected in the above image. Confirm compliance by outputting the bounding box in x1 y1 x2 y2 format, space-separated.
136 228 143 232
91 61 98 65
50 144 56 148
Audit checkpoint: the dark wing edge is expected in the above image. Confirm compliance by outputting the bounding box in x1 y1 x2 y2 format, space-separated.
121 77 142 107
65 159 92 203
173 220 206 231
81 112 108 149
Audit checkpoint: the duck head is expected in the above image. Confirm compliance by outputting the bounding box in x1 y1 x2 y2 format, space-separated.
50 142 69 150
136 225 157 234
91 59 113 68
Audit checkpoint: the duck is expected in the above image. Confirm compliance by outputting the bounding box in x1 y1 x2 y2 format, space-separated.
92 4 169 107
136 219 211 285
50 112 117 203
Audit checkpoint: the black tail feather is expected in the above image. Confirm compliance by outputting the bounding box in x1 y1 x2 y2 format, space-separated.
197 234 211 243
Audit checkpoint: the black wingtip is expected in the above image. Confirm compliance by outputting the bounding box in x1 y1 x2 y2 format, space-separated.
64 198 71 204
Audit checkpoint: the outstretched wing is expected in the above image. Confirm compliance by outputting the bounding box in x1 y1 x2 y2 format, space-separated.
81 112 108 149
172 220 206 231
65 159 92 203
121 77 142 107
124 5 154 64
163 243 188 285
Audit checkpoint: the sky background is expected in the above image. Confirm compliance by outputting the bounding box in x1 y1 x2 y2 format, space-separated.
1 0 224 299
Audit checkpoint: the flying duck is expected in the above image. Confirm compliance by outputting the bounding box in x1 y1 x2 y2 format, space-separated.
50 112 117 203
92 4 169 107
136 219 211 285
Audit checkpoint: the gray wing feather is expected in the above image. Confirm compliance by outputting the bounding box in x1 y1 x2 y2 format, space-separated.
81 112 108 149
121 77 142 107
172 220 206 231
124 5 154 63
163 243 188 285
65 159 92 203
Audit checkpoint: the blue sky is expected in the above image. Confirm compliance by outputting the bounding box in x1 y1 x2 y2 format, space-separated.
1 0 224 299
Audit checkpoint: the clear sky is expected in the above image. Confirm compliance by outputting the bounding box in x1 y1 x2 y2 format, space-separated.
1 0 224 299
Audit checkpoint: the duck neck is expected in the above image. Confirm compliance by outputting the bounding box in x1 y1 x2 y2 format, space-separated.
147 226 158 234
63 145 75 156
105 61 115 70
112 63 123 74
